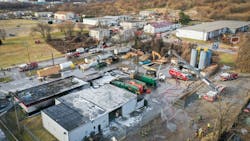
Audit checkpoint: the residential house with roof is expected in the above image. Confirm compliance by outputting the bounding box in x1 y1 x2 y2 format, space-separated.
176 20 250 41
143 21 178 34
54 11 75 21
89 28 110 40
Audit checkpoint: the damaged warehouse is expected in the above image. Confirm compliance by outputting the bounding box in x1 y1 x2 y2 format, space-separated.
42 84 145 141
13 76 89 114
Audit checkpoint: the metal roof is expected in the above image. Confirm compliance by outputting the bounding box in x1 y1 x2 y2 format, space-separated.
149 21 173 28
179 20 250 32
43 103 89 131
14 76 88 106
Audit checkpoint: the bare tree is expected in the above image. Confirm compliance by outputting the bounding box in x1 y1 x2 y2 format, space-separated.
209 99 238 141
65 21 75 37
0 29 6 45
57 23 67 37
31 23 53 40
236 34 250 72
77 23 85 35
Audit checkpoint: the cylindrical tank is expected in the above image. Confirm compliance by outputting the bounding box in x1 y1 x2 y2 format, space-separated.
206 50 212 66
59 61 74 71
190 49 198 67
97 52 113 60
198 51 207 69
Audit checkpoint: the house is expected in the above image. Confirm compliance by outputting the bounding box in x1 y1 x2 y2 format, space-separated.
42 84 143 141
176 20 250 41
112 28 135 42
103 15 131 22
89 28 110 40
120 21 146 29
139 10 156 17
83 17 118 26
143 21 178 34
54 11 75 21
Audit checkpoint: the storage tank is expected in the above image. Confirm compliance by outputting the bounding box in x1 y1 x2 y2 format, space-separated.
198 51 207 69
59 61 75 71
190 49 198 67
97 52 113 60
206 50 212 66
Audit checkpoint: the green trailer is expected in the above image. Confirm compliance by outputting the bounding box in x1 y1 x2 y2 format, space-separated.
110 80 140 94
134 74 157 87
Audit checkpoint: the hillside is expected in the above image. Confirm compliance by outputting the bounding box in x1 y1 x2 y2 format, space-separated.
56 0 250 21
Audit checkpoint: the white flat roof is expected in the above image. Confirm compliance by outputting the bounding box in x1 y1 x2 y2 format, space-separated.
179 20 250 32
57 93 106 121
59 84 136 112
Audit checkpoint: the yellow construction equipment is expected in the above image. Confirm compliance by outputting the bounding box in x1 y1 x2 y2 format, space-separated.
121 52 137 59
152 51 167 64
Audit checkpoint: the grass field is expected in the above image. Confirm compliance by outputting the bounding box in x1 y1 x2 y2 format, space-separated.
0 35 63 68
21 115 57 141
219 53 236 67
0 19 38 28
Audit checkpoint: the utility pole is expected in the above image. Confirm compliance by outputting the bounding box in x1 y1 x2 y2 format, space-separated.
11 92 20 133
24 42 31 63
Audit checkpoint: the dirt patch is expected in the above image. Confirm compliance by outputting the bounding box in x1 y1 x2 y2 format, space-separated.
47 34 97 53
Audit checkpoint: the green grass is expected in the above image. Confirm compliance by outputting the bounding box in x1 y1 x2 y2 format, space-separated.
25 69 38 77
22 115 57 141
0 19 38 28
219 53 236 67
0 76 13 83
0 35 63 68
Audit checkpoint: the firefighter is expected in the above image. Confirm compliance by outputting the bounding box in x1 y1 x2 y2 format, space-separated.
198 128 203 138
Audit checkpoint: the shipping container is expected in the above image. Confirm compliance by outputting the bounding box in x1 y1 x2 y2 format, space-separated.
37 65 60 77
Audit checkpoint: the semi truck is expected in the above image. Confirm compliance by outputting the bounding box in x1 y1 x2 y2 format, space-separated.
169 68 192 81
128 80 151 94
110 80 141 94
134 74 157 87
18 62 38 72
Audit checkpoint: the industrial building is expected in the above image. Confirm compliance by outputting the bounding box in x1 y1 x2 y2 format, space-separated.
120 21 146 29
54 11 75 21
14 76 89 114
89 28 110 40
42 84 144 141
83 17 118 26
144 21 179 34
176 20 250 41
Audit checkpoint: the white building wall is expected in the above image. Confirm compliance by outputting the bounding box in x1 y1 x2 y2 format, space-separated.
69 122 92 141
55 12 74 20
83 18 99 26
89 29 110 40
176 29 208 41
68 113 109 141
121 98 137 116
42 112 69 141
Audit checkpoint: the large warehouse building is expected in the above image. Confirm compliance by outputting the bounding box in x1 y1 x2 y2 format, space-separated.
176 20 250 41
42 84 143 141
